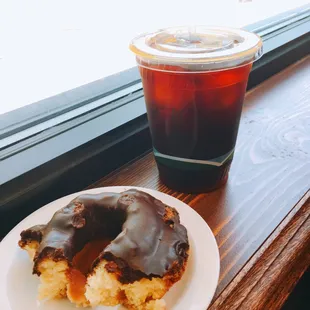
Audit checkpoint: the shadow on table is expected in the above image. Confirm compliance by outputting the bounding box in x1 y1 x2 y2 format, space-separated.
281 268 309 310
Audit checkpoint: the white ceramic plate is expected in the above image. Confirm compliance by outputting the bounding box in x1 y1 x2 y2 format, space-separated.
0 186 220 310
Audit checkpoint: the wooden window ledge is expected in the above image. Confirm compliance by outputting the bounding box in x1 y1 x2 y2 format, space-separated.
88 56 310 309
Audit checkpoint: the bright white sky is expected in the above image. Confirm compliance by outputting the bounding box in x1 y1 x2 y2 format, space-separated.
0 0 308 115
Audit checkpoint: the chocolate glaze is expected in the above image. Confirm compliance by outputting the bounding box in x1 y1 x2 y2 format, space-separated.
20 189 189 281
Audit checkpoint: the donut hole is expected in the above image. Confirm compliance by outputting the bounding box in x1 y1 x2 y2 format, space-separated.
67 208 127 304
71 207 127 276
72 239 111 275
67 238 112 304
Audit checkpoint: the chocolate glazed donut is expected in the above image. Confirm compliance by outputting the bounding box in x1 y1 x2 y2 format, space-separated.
20 189 189 284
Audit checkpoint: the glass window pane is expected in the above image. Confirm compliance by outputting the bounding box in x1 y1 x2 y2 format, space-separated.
0 0 308 115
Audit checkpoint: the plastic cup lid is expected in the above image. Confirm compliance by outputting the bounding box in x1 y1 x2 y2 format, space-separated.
130 26 263 71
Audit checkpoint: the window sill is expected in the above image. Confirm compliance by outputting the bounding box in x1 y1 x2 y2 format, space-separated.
89 57 310 309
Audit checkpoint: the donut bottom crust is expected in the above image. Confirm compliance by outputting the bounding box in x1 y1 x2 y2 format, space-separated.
20 241 187 310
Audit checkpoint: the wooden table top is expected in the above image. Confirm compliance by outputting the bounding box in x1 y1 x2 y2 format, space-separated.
90 56 310 309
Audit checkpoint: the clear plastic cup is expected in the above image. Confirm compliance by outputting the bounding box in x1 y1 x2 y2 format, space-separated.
130 26 263 193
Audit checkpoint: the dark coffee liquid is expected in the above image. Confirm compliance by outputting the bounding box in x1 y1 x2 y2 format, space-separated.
140 64 251 192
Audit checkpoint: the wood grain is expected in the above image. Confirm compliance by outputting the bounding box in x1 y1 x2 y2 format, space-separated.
209 193 310 310
89 56 310 308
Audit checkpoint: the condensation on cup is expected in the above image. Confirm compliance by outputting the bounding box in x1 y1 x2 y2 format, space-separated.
130 26 263 193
